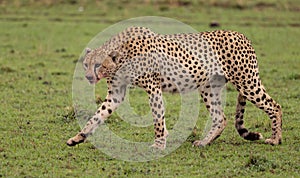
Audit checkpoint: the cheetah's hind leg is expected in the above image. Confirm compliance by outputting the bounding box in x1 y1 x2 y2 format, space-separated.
235 84 282 145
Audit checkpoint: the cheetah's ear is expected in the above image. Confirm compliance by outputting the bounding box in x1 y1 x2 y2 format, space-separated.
85 48 92 55
109 51 119 62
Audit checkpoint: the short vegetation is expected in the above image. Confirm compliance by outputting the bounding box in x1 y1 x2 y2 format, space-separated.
0 0 299 177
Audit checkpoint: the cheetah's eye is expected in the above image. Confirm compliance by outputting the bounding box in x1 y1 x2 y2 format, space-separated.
94 63 101 68
83 63 88 69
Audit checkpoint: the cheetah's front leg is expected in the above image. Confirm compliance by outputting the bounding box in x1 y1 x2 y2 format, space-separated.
148 89 169 150
193 80 227 147
67 81 126 146
139 74 169 150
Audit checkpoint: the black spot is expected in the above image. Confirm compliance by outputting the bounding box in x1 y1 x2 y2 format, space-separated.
238 128 248 135
244 132 261 141
240 101 246 106
108 109 112 114
237 120 244 125
262 93 266 100
241 109 245 113
113 98 118 103
255 88 261 94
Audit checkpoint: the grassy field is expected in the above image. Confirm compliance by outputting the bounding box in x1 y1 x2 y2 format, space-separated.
0 0 300 177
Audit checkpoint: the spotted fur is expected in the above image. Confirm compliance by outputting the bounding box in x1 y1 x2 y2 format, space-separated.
67 27 282 149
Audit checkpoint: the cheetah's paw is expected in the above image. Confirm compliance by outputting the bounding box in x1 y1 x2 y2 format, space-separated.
265 138 281 145
67 133 86 146
150 138 167 150
193 140 209 147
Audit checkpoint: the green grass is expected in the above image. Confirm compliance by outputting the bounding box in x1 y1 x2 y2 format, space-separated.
0 0 300 177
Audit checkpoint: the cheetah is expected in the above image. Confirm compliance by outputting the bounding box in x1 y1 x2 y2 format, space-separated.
67 27 282 149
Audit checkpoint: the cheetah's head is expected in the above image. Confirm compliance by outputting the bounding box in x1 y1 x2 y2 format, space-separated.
83 48 119 84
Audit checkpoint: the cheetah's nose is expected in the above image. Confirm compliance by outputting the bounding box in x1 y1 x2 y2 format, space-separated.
85 75 93 82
